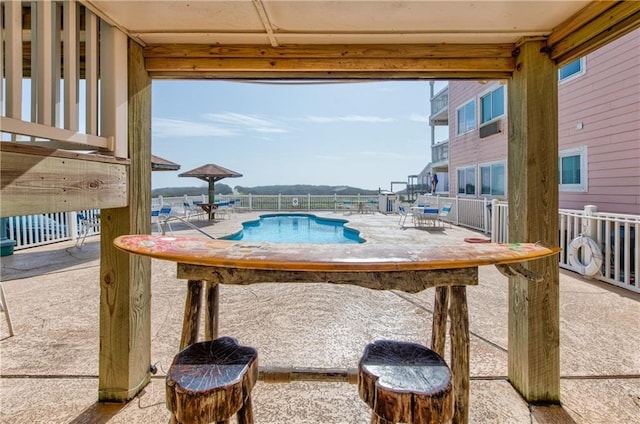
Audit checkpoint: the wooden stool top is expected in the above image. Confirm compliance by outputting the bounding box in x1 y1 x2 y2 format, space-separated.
358 340 454 424
166 337 258 424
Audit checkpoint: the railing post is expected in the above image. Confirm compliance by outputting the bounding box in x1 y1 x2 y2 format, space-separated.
69 211 79 242
278 193 282 211
454 197 460 226
490 199 499 242
249 194 253 211
581 205 599 278
483 198 489 234
583 205 598 240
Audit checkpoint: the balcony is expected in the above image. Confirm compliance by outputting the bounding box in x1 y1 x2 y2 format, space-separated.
431 140 449 167
429 86 449 126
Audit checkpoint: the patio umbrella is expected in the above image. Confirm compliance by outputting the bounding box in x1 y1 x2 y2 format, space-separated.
151 155 181 171
178 163 242 202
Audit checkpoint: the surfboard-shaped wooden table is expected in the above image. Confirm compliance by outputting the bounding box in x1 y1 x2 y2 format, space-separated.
114 234 559 424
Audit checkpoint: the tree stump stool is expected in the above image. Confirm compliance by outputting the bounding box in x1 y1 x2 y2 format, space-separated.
166 337 258 424
358 340 454 424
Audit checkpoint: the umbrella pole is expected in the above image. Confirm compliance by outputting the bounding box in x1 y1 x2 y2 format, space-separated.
208 179 215 203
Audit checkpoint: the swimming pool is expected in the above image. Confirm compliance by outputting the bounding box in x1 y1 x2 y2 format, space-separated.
223 213 365 244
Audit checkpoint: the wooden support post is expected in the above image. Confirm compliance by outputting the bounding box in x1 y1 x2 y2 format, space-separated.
205 282 220 341
431 286 449 356
180 280 203 350
99 35 152 402
507 38 560 403
449 286 469 424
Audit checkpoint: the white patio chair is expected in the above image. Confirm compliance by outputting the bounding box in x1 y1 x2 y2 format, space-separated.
182 195 204 221
0 283 14 337
76 213 100 247
215 201 231 219
414 207 440 228
397 205 415 228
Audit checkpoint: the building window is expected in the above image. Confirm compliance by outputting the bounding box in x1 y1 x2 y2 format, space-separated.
456 100 475 135
480 162 506 196
457 166 476 195
480 85 504 124
559 58 585 82
559 146 588 192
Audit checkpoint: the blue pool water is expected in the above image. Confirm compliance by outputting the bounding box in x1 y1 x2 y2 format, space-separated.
223 213 364 244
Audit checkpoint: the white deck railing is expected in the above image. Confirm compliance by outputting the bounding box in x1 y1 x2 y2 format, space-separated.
486 201 638 293
5 210 100 250
5 195 638 293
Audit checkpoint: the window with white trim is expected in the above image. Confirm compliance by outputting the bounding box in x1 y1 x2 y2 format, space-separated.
559 58 585 83
480 162 506 196
559 146 588 192
456 100 475 135
480 85 504 124
457 166 476 195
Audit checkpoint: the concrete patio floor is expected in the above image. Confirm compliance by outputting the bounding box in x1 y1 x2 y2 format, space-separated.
1 211 638 423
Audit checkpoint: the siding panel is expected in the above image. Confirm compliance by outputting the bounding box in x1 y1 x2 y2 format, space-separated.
446 29 639 214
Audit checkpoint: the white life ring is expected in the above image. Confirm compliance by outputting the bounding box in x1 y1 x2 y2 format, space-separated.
292 198 299 207
568 235 603 277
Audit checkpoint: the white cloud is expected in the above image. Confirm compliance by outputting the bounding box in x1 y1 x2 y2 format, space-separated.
302 115 395 123
410 113 430 123
204 112 288 133
153 118 237 138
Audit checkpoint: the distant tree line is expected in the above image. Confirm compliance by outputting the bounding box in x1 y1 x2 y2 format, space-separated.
151 184 233 198
152 184 380 197
235 185 379 195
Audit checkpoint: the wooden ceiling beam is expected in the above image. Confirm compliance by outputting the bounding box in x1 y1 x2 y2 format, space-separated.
145 56 513 72
548 1 640 65
143 43 515 59
143 43 515 78
147 71 513 80
546 0 618 46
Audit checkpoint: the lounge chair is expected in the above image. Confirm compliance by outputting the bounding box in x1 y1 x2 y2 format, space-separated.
364 199 378 214
151 208 160 232
338 200 354 215
438 203 453 228
158 206 173 234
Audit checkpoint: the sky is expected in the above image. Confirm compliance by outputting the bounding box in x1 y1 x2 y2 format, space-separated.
152 80 447 191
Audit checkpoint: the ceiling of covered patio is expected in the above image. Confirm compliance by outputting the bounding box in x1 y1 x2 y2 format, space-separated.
86 0 592 45
82 0 639 79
